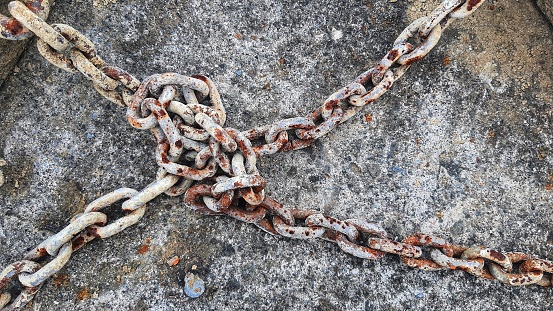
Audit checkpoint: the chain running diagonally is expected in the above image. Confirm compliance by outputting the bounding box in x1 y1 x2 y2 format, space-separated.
2 0 552 310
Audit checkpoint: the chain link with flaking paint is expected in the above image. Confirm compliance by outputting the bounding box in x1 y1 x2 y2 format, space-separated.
2 0 552 310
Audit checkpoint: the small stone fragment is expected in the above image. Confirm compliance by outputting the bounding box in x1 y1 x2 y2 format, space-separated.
167 256 180 266
184 272 205 298
137 244 149 254
331 28 343 40
137 238 151 254
0 159 6 166
0 170 4 188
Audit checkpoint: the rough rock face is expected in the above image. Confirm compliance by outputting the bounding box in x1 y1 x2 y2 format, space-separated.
0 0 29 87
0 0 552 310
537 0 553 25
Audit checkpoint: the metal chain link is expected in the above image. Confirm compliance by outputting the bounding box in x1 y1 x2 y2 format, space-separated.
0 0 50 40
1 0 549 309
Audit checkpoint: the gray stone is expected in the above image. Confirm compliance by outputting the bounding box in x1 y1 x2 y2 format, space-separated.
0 0 552 310
537 0 553 25
0 0 29 88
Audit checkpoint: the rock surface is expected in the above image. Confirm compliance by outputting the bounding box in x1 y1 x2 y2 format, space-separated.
0 0 552 310
537 0 553 25
0 0 29 87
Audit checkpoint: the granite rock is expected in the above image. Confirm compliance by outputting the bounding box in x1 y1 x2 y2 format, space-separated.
537 0 553 25
0 0 30 87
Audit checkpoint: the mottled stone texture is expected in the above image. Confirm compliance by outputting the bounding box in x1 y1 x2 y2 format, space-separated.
537 0 553 25
0 0 552 310
0 0 29 87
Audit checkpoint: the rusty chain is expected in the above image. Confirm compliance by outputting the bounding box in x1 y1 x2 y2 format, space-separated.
2 0 552 309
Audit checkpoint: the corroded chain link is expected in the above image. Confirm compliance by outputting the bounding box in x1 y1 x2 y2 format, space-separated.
6 1 140 107
0 0 50 40
2 0 550 310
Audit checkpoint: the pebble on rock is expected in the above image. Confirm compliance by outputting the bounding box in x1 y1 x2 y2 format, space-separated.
184 272 205 298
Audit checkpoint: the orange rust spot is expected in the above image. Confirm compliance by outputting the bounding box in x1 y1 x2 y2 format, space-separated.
467 0 481 10
191 74 208 82
278 58 286 64
442 56 451 66
76 287 90 301
25 0 45 12
488 130 495 138
12 262 24 271
5 19 24 36
214 129 226 141
405 54 424 65
387 49 399 61
234 33 243 39
137 244 149 254
546 184 553 191
361 24 368 34
364 114 373 122
252 35 258 40
137 238 151 255
53 274 70 287
161 153 171 164
489 249 506 261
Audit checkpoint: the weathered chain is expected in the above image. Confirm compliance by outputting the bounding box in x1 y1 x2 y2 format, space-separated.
2 0 552 310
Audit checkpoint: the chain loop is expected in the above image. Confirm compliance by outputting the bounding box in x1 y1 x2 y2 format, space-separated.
1 0 50 40
8 1 67 50
0 261 42 310
399 234 458 271
418 0 463 38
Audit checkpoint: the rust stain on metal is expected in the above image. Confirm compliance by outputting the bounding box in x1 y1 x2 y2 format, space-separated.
467 0 482 10
387 49 399 60
489 249 507 262
2 18 24 37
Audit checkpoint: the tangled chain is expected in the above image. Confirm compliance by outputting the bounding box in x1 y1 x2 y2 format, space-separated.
1 0 552 310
